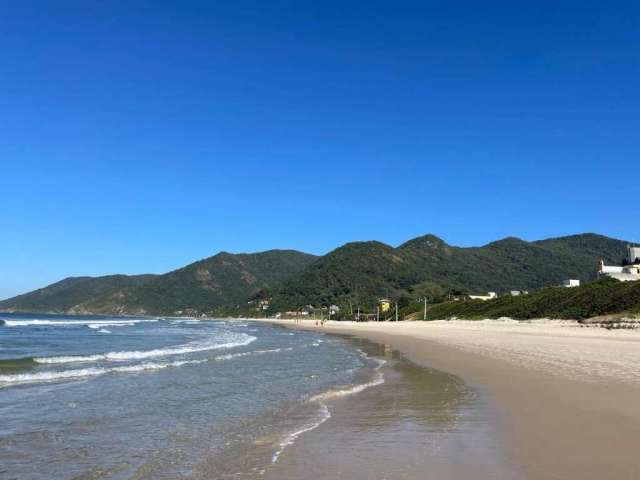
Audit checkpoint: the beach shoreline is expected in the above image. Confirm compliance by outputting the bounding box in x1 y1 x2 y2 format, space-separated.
251 318 640 480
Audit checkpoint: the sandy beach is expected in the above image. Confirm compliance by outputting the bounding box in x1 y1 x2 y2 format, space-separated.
255 319 640 480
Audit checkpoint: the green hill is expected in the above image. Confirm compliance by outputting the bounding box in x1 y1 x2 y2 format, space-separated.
82 250 318 315
1 233 630 317
0 250 317 315
270 233 629 311
0 274 157 314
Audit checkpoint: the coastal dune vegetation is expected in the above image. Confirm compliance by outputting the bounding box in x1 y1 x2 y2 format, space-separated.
400 278 640 322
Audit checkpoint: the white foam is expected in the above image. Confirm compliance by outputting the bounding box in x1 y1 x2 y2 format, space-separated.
271 403 332 463
111 359 207 373
0 345 291 387
0 358 209 386
0 367 108 384
87 324 127 329
214 347 292 361
310 370 385 402
3 319 157 327
34 334 256 364
97 329 111 334
86 324 124 330
271 355 386 465
309 355 386 403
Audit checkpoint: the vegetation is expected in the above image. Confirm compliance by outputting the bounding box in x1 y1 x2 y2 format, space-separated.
0 233 632 318
0 250 317 315
411 278 640 320
0 274 157 313
84 249 317 315
269 233 629 312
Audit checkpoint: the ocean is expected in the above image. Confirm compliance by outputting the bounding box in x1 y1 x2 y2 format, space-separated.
0 313 380 479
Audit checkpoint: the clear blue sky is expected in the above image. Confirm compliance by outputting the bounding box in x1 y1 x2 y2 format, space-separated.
1 1 639 299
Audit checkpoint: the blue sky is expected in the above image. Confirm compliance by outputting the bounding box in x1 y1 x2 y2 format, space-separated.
1 1 639 298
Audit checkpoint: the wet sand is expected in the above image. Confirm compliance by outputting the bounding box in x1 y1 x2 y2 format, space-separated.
262 337 513 480
256 319 640 480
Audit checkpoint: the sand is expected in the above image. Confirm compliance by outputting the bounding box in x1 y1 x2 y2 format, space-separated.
255 319 640 479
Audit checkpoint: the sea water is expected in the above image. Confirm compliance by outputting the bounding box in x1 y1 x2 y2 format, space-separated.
0 313 377 479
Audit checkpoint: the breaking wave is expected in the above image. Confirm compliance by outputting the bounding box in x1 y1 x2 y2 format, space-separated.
0 359 210 385
34 334 256 364
2 318 157 328
0 357 38 370
214 347 292 361
0 343 294 387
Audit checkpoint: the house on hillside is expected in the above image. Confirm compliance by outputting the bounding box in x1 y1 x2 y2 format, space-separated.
562 279 580 288
598 245 640 282
469 292 497 301
510 290 528 296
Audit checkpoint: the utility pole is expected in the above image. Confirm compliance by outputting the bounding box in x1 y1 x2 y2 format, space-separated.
395 302 398 322
424 297 428 321
376 306 380 322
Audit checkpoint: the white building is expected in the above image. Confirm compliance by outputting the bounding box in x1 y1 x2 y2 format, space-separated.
469 291 497 301
598 245 640 282
562 279 580 288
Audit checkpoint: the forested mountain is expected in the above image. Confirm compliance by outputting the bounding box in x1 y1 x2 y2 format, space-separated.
0 274 157 313
0 233 630 316
269 233 629 310
0 250 317 315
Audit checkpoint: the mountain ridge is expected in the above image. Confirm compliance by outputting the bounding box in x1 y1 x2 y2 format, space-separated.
0 250 317 315
0 233 631 316
269 232 629 311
